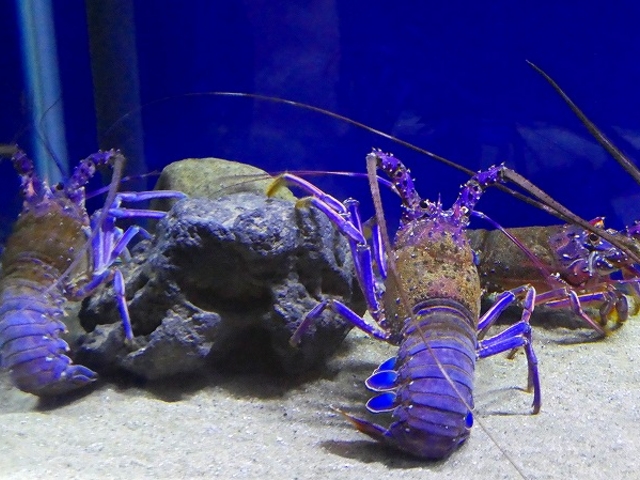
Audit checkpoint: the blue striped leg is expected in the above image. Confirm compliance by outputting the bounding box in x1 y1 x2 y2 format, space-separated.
70 189 187 343
272 174 390 343
476 284 541 413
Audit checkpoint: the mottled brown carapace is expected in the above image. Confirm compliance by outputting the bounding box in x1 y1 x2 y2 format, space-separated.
383 219 481 334
1 199 90 289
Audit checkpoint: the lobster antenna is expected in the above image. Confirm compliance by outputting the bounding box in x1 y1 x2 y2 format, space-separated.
0 100 64 175
527 60 640 186
104 91 639 263
204 93 640 262
207 92 567 213
103 91 561 215
502 168 640 264
365 155 528 480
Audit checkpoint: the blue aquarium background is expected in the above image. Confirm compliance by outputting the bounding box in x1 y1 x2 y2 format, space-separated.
2 1 640 239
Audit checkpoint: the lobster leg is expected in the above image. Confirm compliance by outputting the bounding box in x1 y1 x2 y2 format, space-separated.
271 174 394 344
69 189 187 343
535 287 628 331
290 298 391 346
476 285 541 413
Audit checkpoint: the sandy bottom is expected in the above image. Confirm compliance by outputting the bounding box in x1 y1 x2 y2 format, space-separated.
0 312 638 480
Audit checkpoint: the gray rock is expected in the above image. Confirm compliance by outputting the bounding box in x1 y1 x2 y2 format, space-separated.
77 193 365 380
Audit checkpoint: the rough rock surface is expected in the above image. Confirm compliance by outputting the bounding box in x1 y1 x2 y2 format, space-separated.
77 193 365 380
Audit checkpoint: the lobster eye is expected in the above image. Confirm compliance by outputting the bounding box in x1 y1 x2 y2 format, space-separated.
588 233 600 244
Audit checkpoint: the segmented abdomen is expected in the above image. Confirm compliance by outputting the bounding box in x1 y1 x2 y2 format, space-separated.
0 258 97 396
375 298 476 459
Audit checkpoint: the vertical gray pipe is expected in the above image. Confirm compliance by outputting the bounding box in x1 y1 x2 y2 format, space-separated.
86 0 145 185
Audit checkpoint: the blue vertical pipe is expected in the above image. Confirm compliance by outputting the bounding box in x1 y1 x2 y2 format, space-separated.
16 0 69 183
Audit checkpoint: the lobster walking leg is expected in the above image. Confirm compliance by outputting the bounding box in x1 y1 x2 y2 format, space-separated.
476 285 540 412
68 188 187 342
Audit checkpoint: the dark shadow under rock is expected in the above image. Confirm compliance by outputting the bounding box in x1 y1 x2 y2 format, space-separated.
78 193 365 380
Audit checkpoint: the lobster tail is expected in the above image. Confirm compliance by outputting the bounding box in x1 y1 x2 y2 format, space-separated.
0 278 97 396
341 299 477 459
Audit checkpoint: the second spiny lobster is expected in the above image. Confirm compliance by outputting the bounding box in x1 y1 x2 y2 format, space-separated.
0 148 185 396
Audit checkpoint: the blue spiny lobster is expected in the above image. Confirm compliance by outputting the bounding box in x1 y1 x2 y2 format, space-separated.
279 150 540 459
0 148 185 396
